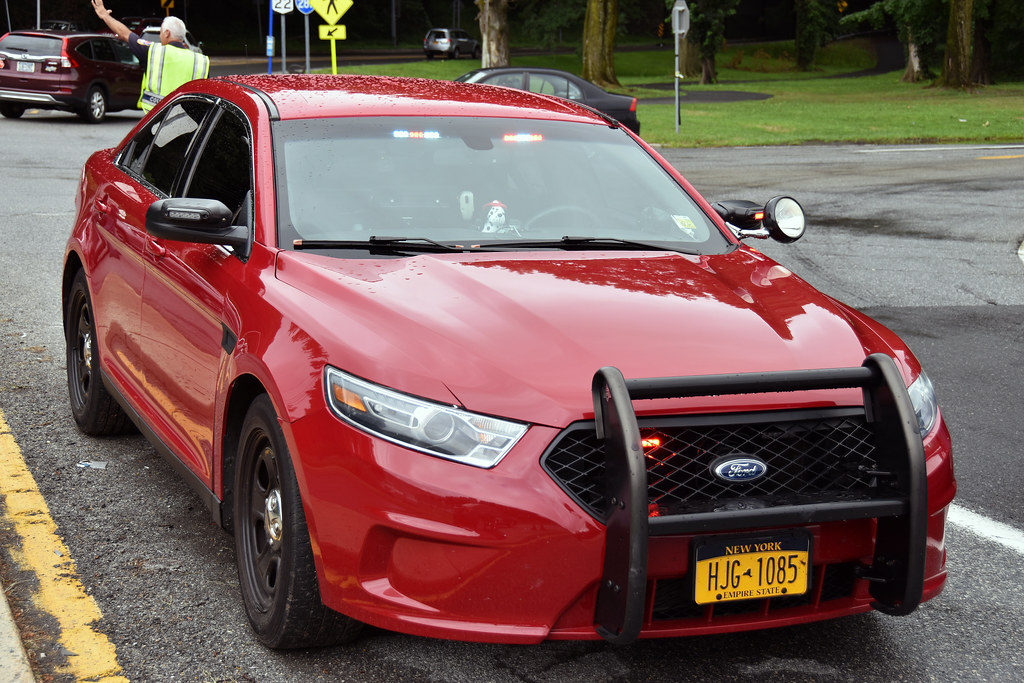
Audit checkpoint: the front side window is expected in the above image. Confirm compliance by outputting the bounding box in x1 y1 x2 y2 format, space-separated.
119 99 214 195
184 105 253 220
111 40 139 66
274 116 728 255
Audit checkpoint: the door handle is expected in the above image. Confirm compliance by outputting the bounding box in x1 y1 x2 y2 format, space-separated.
147 239 166 259
94 196 113 214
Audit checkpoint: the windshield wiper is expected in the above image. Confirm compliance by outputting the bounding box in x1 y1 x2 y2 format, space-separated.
482 235 702 255
293 236 479 253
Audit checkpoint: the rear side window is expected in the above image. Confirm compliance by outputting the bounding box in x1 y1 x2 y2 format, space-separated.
84 39 116 63
527 74 583 101
120 99 214 195
0 34 63 57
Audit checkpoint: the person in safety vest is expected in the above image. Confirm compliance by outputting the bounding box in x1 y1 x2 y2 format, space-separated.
91 0 210 112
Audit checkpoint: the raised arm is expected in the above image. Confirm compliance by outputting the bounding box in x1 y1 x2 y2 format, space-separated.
91 0 132 42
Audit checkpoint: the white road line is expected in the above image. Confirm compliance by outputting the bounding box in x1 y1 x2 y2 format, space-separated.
855 144 1024 153
947 503 1024 556
1018 240 1024 268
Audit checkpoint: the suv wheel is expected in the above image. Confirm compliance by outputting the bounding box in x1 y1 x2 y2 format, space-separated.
79 86 107 124
0 103 26 119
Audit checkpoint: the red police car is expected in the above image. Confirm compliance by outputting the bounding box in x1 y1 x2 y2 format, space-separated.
63 74 956 648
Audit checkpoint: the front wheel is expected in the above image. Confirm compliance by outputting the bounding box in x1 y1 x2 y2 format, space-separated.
234 395 362 648
78 86 107 123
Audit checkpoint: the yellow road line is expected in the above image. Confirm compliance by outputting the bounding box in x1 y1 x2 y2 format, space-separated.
0 409 127 682
977 154 1024 160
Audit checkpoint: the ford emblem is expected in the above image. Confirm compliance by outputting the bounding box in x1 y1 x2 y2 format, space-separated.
710 455 768 483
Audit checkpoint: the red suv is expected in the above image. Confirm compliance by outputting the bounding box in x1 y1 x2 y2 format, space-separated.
0 30 142 123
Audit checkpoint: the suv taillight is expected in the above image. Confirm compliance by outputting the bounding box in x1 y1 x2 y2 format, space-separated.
61 40 76 68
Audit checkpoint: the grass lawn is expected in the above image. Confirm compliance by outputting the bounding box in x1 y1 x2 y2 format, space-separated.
325 39 1024 148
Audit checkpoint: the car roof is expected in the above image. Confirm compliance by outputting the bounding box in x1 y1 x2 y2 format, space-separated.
207 74 611 125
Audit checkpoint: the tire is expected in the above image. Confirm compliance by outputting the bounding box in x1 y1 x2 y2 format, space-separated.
473 45 482 60
65 270 134 435
234 395 362 648
450 47 460 59
78 86 107 124
0 103 25 119
425 52 434 60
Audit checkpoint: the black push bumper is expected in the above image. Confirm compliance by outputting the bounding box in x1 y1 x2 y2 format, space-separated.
591 353 927 644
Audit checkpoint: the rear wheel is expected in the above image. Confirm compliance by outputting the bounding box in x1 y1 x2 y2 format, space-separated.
0 103 25 119
65 270 133 435
78 86 107 123
234 395 363 648
450 47 460 59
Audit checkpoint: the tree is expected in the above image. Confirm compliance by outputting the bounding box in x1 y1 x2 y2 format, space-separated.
475 0 511 67
794 0 837 70
841 0 946 83
582 0 620 87
675 0 740 84
937 0 974 88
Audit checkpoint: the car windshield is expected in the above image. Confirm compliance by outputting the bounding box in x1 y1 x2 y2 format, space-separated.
273 116 729 254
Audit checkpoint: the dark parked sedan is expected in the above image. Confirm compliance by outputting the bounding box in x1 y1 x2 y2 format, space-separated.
0 30 142 123
456 66 640 135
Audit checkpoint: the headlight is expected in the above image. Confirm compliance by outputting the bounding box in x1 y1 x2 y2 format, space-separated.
907 371 938 439
325 366 528 468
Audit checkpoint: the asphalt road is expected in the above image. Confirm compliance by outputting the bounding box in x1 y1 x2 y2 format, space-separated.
0 108 1022 682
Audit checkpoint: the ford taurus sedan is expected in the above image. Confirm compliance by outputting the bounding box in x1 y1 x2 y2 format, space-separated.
63 74 955 648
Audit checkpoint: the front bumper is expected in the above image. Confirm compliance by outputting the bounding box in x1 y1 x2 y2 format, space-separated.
287 354 954 643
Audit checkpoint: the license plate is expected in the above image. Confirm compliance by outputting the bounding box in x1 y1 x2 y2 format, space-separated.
17 61 35 73
693 531 811 605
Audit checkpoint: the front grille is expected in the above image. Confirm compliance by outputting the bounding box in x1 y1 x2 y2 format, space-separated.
541 409 882 520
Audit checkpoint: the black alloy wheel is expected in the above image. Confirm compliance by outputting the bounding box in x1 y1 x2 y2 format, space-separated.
64 270 133 435
234 395 362 648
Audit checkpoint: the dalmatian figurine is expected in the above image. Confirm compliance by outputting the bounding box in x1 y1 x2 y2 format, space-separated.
482 200 508 233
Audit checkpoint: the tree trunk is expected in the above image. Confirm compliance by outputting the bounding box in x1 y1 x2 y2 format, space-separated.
900 37 923 83
475 0 510 68
700 57 717 84
680 36 701 79
969 13 991 86
581 0 620 88
938 0 974 88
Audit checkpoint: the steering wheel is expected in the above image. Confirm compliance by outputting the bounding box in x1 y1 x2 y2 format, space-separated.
524 204 603 232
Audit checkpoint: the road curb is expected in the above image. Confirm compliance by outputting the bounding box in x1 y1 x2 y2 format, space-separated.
0 580 35 683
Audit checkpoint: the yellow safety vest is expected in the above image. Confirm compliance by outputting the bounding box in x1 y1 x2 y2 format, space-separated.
140 44 210 112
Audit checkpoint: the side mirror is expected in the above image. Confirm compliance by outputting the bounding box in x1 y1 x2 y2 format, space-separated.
712 195 805 243
145 198 252 259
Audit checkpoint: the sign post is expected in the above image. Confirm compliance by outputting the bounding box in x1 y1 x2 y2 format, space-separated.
671 0 689 134
296 0 314 74
310 0 353 75
273 0 295 74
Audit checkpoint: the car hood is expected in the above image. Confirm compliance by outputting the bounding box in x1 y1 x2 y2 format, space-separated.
275 248 890 427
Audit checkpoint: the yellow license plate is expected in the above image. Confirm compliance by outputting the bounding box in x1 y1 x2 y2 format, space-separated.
693 532 811 605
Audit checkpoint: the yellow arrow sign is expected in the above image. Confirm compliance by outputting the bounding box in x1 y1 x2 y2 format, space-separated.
318 24 347 40
310 0 352 25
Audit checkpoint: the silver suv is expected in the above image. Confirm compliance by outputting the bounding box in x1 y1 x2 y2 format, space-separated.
423 28 480 60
